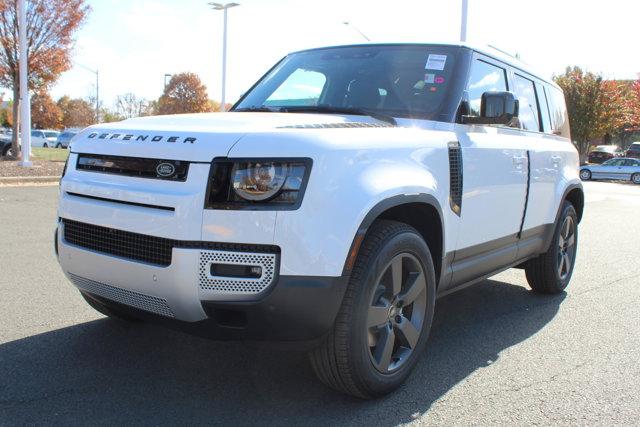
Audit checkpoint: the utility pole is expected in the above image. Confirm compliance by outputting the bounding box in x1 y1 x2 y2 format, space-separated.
460 0 469 42
18 0 31 167
209 2 240 112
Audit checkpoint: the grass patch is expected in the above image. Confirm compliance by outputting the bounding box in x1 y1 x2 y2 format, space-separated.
31 147 69 162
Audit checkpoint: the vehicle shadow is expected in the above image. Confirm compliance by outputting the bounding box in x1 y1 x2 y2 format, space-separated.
0 279 565 425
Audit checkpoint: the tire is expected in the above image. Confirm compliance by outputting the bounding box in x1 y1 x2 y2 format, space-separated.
81 292 142 323
525 201 578 294
309 220 436 398
2 145 14 158
42 143 48 148
56 143 62 148
579 169 591 181
632 173 640 185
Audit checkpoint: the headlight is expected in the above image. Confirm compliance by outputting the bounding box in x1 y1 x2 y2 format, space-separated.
205 158 311 210
232 161 289 201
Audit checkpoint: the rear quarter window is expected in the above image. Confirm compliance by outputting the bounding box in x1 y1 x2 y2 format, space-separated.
545 86 570 138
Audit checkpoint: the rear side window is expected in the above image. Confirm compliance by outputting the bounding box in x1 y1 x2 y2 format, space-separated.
623 159 639 166
536 82 551 133
545 86 570 138
512 74 540 131
466 59 508 117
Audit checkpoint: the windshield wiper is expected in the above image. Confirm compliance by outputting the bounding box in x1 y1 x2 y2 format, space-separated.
279 105 397 126
233 106 279 112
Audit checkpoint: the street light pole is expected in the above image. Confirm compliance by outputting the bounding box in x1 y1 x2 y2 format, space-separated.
209 2 240 112
18 0 31 167
343 22 370 42
460 0 469 42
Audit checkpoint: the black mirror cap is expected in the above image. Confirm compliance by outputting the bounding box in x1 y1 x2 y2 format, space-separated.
461 91 519 126
481 91 519 120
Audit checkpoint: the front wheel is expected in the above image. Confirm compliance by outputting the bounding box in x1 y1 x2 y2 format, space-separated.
309 220 436 398
42 143 48 148
55 143 62 148
579 169 591 181
525 202 578 294
632 173 640 185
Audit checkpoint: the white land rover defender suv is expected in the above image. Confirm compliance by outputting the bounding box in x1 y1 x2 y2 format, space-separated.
56 43 583 398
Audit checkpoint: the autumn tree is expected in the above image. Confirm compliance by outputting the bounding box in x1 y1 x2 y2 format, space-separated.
0 98 11 127
554 67 630 160
157 72 213 115
0 0 90 157
31 91 61 129
57 95 94 128
115 92 149 119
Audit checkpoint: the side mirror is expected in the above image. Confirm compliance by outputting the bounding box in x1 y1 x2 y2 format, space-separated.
462 91 519 126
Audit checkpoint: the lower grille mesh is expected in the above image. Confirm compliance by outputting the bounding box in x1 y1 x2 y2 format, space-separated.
63 219 173 266
69 273 175 317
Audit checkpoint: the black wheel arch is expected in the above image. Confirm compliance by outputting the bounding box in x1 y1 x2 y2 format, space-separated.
342 194 445 287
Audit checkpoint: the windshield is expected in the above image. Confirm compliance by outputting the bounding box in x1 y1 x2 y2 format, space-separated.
234 45 462 120
45 131 59 138
593 146 617 153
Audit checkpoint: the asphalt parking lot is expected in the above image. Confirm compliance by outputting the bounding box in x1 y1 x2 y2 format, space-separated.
1 181 639 425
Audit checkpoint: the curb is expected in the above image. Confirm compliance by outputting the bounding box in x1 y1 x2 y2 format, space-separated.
0 175 60 184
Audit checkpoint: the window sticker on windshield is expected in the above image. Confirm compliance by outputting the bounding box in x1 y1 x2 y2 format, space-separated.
435 76 445 84
424 73 435 84
425 54 447 70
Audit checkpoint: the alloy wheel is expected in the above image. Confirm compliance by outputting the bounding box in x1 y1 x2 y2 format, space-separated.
366 253 427 373
632 174 640 184
557 216 576 281
579 170 590 180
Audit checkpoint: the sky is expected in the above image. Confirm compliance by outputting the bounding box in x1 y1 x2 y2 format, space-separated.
21 0 639 108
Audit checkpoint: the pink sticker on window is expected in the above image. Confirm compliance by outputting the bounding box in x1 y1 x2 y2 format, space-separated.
435 76 445 84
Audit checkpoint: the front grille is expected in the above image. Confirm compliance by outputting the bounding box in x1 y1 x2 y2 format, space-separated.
61 219 280 267
76 153 189 181
69 273 175 317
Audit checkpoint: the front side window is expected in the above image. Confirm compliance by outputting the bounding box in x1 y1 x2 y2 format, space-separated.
623 159 639 166
603 159 623 166
235 45 460 119
512 74 540 131
466 59 507 117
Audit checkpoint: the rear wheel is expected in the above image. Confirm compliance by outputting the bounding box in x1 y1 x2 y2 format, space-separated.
309 220 436 398
579 169 591 181
632 173 640 185
56 143 62 148
525 202 578 294
42 143 48 148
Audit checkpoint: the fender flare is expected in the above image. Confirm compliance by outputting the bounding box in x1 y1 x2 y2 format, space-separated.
341 193 445 277
541 183 584 252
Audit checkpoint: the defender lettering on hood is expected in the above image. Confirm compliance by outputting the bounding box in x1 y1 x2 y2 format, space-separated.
87 132 197 144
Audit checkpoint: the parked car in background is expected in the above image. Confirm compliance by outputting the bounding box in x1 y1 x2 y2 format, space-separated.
55 129 80 148
30 129 51 148
44 130 60 146
625 142 640 159
1 136 14 157
580 158 640 184
588 145 622 164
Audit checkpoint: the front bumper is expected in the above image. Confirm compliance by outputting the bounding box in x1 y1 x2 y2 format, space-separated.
56 224 348 342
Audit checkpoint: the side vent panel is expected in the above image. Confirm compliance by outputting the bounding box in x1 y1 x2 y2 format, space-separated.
448 141 463 216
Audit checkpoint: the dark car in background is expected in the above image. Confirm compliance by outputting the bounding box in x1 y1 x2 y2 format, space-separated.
588 145 622 164
626 142 640 159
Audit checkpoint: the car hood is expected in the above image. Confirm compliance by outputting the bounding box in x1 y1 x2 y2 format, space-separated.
70 112 391 162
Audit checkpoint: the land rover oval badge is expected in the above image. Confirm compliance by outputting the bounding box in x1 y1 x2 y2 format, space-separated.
156 162 176 177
